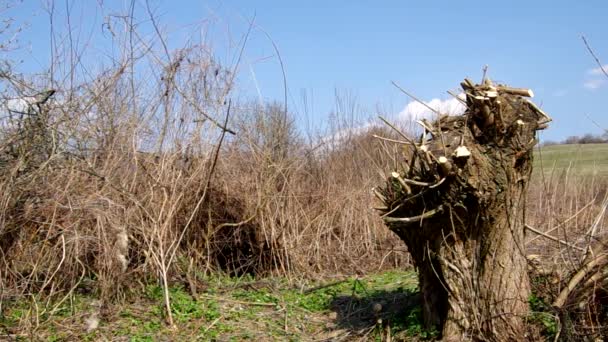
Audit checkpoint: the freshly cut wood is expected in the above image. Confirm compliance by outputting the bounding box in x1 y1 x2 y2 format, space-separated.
437 156 452 175
453 146 470 158
497 86 534 97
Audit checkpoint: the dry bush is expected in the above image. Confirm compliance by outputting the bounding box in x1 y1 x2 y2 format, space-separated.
0 5 409 329
526 169 608 340
214 103 410 278
527 171 607 267
0 71 408 308
0 6 243 326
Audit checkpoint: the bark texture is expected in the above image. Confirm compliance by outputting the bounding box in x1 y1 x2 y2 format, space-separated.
376 79 551 341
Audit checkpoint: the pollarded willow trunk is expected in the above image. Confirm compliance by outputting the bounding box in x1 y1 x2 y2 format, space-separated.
375 79 551 341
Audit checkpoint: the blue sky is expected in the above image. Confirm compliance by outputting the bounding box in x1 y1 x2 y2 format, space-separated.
8 0 608 141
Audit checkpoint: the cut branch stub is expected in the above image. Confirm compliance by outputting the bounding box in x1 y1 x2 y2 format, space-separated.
376 78 551 340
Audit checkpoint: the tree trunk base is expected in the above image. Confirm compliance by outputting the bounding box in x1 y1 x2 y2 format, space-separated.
376 78 550 340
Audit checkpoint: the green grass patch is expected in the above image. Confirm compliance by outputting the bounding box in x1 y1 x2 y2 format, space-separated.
1 270 422 341
528 292 558 340
534 143 608 176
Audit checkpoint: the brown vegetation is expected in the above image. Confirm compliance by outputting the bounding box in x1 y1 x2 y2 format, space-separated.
0 12 409 327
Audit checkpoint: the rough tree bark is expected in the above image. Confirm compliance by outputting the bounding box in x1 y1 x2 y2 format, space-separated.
375 78 551 341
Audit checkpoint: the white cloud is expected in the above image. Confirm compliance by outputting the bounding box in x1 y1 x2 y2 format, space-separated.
321 121 378 147
584 79 606 90
584 66 608 90
588 65 608 76
1 96 40 132
552 89 568 97
398 94 466 122
319 94 468 150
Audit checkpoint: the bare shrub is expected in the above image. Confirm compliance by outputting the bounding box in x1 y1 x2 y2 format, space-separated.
0 3 409 330
526 169 608 340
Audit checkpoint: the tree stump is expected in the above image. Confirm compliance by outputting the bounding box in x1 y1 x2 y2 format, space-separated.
375 78 551 340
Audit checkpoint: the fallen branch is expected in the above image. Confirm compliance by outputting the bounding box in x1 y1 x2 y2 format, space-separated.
524 224 585 252
199 293 277 307
527 200 595 244
554 253 608 308
303 279 350 294
384 205 444 224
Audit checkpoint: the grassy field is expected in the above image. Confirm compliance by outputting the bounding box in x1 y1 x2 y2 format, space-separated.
0 271 425 341
0 270 562 341
533 143 608 176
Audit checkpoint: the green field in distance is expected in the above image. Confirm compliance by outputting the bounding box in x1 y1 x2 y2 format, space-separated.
533 143 608 177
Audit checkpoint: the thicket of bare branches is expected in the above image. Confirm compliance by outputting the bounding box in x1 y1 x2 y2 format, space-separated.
0 2 408 327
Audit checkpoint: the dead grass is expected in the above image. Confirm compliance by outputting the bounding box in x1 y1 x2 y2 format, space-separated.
526 165 608 340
